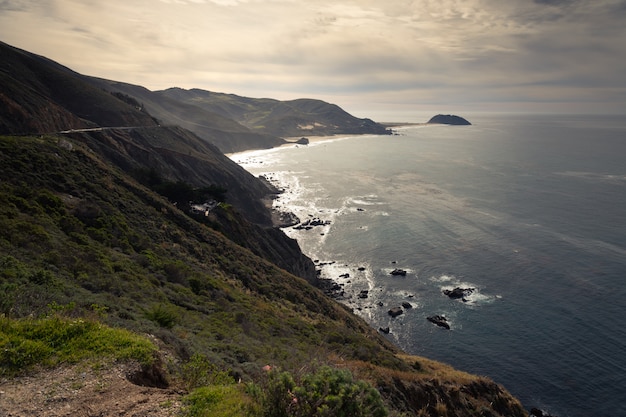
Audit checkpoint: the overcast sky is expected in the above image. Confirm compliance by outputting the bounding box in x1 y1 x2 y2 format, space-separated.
1 0 625 120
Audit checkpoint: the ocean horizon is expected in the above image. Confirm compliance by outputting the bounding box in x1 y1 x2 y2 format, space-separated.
231 113 626 417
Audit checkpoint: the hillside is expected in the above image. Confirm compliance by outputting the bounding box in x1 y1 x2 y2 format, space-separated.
85 78 286 153
0 41 528 416
0 132 528 416
158 87 391 138
0 40 389 153
0 42 157 134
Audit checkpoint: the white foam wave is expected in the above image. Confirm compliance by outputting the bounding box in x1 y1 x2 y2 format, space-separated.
432 274 500 306
556 171 626 183
348 194 382 206
430 274 455 283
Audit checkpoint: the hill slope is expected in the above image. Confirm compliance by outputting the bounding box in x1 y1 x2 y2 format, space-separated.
159 87 391 138
85 78 286 153
0 134 527 416
0 41 157 134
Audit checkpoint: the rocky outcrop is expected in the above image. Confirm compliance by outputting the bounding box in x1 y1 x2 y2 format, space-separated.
530 408 559 417
293 217 331 230
427 315 450 329
443 287 474 301
388 307 404 318
294 137 309 145
427 114 471 125
375 370 528 417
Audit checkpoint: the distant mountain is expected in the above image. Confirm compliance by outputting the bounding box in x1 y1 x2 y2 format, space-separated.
85 78 285 153
427 114 471 125
158 87 391 138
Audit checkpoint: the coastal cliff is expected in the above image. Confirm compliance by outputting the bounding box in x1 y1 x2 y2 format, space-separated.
0 40 527 416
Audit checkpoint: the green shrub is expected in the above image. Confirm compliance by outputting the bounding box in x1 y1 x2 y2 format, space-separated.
181 353 235 391
145 303 178 328
254 366 388 417
183 385 255 417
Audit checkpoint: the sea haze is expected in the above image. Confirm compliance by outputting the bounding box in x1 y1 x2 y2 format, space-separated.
231 114 626 417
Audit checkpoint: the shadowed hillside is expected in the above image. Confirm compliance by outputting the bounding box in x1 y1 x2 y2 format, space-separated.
0 41 157 134
159 87 392 138
85 78 287 153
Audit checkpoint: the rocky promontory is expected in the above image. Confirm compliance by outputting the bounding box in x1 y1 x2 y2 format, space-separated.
427 114 471 125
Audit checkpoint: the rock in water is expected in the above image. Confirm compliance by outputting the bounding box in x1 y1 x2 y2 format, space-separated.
443 287 474 301
427 315 450 329
427 114 471 125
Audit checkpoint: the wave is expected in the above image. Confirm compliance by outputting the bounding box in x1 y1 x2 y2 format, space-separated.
556 171 626 184
430 274 500 306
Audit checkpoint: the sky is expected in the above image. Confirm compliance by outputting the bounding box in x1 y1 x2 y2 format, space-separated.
1 0 625 120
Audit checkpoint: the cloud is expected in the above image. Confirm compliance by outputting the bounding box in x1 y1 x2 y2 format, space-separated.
0 0 624 116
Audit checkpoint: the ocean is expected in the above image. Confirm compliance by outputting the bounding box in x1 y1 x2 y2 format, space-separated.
230 114 626 417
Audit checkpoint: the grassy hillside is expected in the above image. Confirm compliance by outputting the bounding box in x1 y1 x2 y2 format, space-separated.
157 88 391 138
0 134 528 416
85 79 286 153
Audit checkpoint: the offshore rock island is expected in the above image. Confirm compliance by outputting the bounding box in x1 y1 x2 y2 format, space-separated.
0 40 528 416
427 114 472 125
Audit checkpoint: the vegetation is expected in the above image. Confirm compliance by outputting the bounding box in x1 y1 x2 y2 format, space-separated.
0 40 529 416
183 385 256 417
0 314 156 377
133 166 227 208
0 132 528 416
252 366 388 417
0 133 402 373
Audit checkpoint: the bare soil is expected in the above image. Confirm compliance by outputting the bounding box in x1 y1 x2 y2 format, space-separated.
0 362 184 417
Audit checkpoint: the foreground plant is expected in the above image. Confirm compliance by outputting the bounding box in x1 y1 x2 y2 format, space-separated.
253 365 388 417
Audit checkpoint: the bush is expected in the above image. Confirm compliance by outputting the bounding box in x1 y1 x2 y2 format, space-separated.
181 353 235 391
255 366 388 417
145 303 178 328
183 385 256 417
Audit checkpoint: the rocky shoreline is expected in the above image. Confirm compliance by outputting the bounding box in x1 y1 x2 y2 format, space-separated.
253 150 556 417
259 172 467 334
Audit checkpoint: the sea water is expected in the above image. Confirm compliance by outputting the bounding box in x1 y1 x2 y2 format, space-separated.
230 114 626 417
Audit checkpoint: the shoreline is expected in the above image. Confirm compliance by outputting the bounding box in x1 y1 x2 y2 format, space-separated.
227 124 430 159
231 133 552 416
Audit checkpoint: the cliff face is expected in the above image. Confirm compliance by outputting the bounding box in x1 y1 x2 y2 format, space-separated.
208 205 318 283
